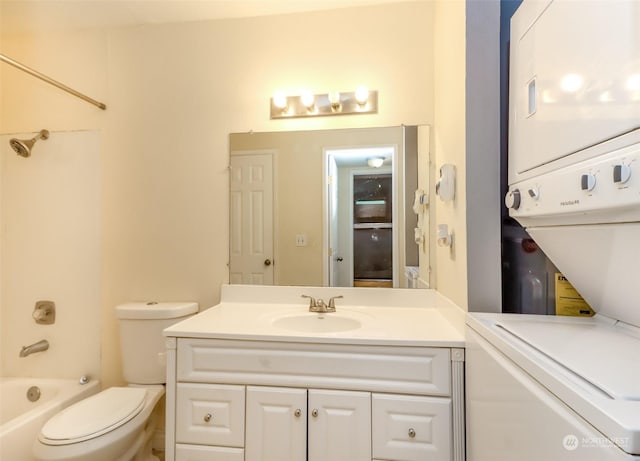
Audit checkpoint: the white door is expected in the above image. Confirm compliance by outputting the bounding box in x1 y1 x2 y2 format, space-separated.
327 156 340 286
245 386 307 461
308 389 371 461
229 153 274 285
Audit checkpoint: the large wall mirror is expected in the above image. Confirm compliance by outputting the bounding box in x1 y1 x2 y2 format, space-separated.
229 126 431 288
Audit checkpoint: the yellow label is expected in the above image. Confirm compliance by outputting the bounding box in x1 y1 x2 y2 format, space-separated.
555 273 595 316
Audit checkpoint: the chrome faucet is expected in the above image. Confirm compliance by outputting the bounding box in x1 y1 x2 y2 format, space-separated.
301 295 343 313
19 339 49 357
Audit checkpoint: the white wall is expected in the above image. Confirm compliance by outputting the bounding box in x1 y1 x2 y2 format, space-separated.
1 2 436 386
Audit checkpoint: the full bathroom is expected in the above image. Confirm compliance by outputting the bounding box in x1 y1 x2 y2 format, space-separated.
2 1 638 461
0 2 477 456
2 0 472 385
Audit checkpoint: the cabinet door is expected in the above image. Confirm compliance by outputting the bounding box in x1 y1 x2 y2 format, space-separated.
308 389 371 461
246 386 307 461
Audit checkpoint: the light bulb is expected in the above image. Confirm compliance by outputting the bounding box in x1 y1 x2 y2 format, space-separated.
273 92 288 109
355 86 369 105
328 91 341 111
301 91 315 109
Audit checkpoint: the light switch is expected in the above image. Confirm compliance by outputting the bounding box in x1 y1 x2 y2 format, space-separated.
295 234 307 247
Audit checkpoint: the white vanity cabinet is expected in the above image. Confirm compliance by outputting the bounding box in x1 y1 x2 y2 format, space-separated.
165 337 465 461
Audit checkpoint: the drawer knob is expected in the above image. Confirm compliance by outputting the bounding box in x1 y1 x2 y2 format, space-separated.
311 409 319 417
203 413 212 423
408 428 416 438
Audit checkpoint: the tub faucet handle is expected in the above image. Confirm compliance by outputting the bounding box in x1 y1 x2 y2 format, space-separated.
33 300 55 325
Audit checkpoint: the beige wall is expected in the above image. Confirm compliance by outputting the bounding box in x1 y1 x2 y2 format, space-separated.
431 0 502 312
433 0 468 309
1 2 436 387
1 131 102 379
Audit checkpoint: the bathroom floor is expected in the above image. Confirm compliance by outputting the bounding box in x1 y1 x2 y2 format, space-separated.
354 279 393 288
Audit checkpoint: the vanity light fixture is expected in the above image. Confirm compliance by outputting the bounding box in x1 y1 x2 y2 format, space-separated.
270 88 378 119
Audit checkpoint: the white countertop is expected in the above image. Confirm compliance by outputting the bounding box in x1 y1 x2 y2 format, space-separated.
164 285 465 347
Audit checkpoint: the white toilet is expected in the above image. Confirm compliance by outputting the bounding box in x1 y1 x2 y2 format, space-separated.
33 302 198 461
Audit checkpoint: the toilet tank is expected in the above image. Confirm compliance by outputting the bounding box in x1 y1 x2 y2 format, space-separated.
115 302 198 384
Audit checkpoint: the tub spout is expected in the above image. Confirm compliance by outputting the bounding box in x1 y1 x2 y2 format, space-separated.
19 339 49 357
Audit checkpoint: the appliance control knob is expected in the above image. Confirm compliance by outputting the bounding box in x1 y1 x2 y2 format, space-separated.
581 173 596 192
527 187 540 201
613 164 631 184
504 189 521 210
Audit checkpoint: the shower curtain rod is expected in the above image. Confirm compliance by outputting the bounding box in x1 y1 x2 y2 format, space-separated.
0 54 107 110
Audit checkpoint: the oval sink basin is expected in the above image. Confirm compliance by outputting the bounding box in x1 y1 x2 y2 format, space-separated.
273 314 361 333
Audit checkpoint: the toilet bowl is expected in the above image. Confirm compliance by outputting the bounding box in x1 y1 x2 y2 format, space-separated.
33 302 198 461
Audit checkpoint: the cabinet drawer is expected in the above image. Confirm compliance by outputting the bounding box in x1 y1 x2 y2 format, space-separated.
178 338 451 396
176 383 245 447
176 444 244 461
372 393 451 461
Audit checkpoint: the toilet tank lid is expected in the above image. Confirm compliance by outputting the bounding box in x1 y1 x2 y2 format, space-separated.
115 302 198 320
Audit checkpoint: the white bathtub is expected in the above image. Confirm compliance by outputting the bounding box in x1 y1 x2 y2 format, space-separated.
0 377 100 461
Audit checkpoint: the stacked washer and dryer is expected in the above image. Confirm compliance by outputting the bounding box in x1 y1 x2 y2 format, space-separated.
467 1 640 460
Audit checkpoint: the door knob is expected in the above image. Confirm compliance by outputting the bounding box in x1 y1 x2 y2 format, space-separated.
264 259 272 266
311 409 319 417
294 408 302 417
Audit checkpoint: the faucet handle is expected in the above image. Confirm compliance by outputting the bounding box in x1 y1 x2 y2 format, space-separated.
328 295 343 308
301 294 317 308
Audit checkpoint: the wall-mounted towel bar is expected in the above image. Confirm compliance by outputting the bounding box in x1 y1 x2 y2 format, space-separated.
0 53 107 110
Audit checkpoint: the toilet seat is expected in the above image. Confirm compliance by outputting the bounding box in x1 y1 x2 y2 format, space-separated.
39 387 147 446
